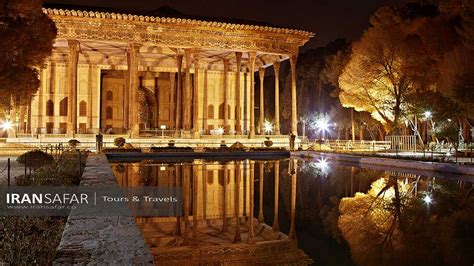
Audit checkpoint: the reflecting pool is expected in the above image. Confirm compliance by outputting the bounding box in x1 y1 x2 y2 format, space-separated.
110 157 474 266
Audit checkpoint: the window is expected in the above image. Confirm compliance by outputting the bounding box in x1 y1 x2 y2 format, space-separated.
106 90 113 101
59 97 68 116
218 103 225 119
46 100 54 116
207 104 214 119
79 101 87 117
207 171 214 185
106 106 113 119
59 123 67 134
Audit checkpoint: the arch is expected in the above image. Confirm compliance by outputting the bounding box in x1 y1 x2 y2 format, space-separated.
106 106 113 119
106 90 113 101
59 97 68 116
218 103 225 119
207 171 214 185
207 104 214 119
46 100 54 116
79 100 87 117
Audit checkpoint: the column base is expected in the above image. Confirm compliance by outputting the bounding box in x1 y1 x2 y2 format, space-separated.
130 124 140 138
192 130 200 139
67 130 75 138
248 131 255 139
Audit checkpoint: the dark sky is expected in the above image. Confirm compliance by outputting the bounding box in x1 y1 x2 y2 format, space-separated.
44 0 408 50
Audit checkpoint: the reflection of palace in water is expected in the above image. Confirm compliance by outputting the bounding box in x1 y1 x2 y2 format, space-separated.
112 159 309 265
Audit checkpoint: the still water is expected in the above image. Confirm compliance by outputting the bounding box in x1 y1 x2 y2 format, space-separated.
110 157 474 266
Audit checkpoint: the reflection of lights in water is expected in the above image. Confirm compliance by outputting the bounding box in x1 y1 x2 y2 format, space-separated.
423 195 432 204
304 157 330 177
0 120 12 130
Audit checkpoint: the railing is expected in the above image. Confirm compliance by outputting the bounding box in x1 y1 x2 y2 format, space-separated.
324 140 391 151
385 135 418 151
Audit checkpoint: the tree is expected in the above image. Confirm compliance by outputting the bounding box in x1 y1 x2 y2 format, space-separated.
338 8 438 133
0 0 57 108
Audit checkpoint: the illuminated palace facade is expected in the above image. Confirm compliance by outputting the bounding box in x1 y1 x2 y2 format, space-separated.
25 7 312 138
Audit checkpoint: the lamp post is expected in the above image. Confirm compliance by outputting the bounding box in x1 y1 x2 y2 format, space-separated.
424 111 432 146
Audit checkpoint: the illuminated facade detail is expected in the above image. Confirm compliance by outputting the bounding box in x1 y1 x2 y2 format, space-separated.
27 8 313 137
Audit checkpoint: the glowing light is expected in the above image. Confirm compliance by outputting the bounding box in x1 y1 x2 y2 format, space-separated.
0 120 12 130
423 195 432 204
424 111 432 119
215 127 224 135
263 119 274 134
312 114 332 134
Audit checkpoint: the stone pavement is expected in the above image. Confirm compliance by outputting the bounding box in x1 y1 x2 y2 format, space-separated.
53 154 154 265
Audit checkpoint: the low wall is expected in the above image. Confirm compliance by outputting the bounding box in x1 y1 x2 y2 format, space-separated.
294 151 474 177
53 154 153 265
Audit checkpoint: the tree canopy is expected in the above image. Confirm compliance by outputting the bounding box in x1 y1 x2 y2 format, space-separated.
0 0 56 107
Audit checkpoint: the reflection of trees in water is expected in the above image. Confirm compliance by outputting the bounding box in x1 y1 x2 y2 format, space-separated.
338 175 474 266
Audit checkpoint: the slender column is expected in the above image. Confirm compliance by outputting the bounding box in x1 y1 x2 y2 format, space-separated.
154 77 160 128
8 95 16 138
19 105 25 133
223 59 230 133
289 54 298 136
202 70 208 132
248 52 257 138
247 161 256 243
169 72 176 129
127 43 141 137
192 50 200 138
67 40 80 137
258 162 264 223
183 49 192 131
27 101 32 133
273 61 281 134
288 159 297 240
259 67 265 135
222 163 228 232
233 162 241 243
235 52 242 134
272 161 280 231
175 55 183 131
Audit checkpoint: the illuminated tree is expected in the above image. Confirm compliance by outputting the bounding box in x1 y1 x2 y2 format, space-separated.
338 8 438 133
0 0 57 107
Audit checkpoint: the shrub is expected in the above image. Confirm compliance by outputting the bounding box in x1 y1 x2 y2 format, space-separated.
68 139 80 148
16 150 54 170
114 137 126 147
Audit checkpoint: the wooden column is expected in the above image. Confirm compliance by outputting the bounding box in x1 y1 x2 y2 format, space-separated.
259 67 265 135
19 105 25 133
169 72 176 129
235 52 242 134
127 43 141 137
203 70 208 132
8 94 16 138
183 49 192 131
273 61 281 134
192 50 200 138
248 52 257 138
289 54 298 136
183 164 191 243
175 55 183 131
223 59 230 133
272 161 280 231
67 40 80 137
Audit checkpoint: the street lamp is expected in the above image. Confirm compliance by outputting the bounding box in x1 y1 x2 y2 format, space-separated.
263 119 273 135
1 120 12 131
424 110 432 146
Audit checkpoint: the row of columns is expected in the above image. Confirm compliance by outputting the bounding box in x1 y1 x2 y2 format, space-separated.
63 39 299 137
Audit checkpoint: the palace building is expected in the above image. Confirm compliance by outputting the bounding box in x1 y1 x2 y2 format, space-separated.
14 6 313 139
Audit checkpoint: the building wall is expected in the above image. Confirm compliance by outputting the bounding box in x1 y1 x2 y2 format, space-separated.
32 63 251 134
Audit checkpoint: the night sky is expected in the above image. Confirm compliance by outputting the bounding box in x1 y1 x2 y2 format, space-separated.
44 0 408 50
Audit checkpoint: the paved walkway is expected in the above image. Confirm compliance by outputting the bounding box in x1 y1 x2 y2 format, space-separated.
377 151 474 164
